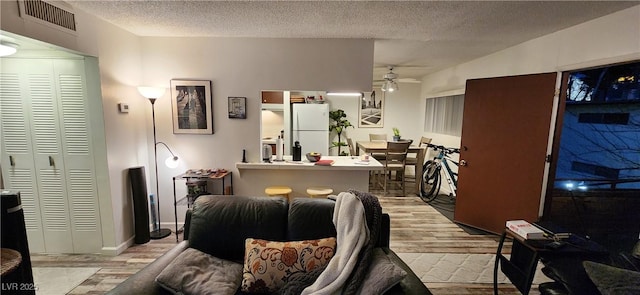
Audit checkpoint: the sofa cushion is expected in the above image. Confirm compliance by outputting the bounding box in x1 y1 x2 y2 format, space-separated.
189 195 289 262
356 248 407 295
155 247 243 295
583 261 640 295
241 237 336 293
287 198 336 241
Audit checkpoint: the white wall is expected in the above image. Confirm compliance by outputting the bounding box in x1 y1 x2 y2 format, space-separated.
419 5 640 148
87 23 146 251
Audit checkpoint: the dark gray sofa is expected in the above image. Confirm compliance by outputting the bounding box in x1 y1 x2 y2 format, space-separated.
108 195 431 295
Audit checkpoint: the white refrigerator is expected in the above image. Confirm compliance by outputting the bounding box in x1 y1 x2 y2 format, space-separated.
292 103 330 156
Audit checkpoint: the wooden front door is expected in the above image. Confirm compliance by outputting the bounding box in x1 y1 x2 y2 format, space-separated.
454 73 559 234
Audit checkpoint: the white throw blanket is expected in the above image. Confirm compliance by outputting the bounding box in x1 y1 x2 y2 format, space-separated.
301 192 369 295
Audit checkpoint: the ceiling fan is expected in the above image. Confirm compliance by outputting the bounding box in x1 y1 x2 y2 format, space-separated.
373 66 422 92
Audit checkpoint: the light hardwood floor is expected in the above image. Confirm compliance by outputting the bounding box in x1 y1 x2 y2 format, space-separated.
31 186 532 294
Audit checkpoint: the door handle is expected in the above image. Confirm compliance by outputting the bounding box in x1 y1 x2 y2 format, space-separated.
49 156 55 166
460 159 468 167
9 155 15 166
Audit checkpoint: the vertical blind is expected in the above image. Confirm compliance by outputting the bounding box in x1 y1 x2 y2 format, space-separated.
424 94 465 136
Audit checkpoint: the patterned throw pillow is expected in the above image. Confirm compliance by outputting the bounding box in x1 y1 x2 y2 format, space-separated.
241 237 336 293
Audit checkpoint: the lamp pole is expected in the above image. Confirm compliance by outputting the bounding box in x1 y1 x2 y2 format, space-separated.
149 97 171 239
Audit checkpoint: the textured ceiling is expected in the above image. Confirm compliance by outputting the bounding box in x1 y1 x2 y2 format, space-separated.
67 1 639 80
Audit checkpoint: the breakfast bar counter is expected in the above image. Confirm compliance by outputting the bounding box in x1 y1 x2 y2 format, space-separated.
236 156 382 170
236 156 382 198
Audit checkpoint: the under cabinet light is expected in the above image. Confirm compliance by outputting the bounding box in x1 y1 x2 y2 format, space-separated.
326 92 363 97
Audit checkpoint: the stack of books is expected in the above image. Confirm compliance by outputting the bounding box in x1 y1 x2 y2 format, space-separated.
314 159 335 166
506 220 546 240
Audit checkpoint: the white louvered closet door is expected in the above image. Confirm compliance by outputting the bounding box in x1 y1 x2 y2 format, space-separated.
0 58 102 254
0 61 47 253
52 59 102 253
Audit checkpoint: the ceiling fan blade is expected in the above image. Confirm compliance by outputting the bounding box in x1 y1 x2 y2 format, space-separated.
397 78 422 83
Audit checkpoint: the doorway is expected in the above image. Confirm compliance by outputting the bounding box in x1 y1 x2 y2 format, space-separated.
544 61 640 250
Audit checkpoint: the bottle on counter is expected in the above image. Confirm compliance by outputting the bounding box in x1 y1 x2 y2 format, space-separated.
292 141 302 161
262 144 272 163
275 136 284 161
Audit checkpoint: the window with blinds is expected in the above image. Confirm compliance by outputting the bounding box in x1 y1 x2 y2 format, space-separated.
423 94 464 136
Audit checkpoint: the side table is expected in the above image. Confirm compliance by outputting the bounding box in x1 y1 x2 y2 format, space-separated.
494 225 608 295
172 171 233 242
1 248 22 277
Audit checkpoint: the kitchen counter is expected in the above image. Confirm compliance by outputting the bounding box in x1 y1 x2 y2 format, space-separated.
235 156 382 197
236 156 383 171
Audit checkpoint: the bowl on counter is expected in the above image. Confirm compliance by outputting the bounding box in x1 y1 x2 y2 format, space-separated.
306 153 322 162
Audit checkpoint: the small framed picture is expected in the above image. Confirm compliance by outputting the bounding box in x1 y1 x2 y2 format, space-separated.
359 90 384 128
170 79 213 134
228 97 246 119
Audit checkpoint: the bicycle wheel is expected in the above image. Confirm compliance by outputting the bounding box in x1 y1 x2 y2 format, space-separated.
420 161 441 202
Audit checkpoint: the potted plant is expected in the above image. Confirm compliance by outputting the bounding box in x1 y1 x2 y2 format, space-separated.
393 127 401 141
329 109 353 156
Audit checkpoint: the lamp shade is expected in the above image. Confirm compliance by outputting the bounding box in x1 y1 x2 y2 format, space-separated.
137 86 166 99
164 156 179 169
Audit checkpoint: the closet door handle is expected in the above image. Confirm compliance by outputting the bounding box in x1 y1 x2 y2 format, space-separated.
49 156 55 166
9 155 15 166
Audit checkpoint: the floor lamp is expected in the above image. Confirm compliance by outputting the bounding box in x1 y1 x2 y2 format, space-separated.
138 86 173 239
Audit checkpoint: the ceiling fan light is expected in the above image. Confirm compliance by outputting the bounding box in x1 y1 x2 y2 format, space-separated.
381 80 390 92
380 66 400 92
387 81 399 92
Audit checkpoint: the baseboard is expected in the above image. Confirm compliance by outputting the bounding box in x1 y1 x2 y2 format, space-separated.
101 236 134 256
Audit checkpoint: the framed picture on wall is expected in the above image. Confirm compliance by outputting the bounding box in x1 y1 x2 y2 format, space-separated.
170 79 213 134
359 90 384 128
228 96 246 119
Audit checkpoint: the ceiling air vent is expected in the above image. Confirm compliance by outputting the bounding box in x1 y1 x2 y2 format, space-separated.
18 0 77 34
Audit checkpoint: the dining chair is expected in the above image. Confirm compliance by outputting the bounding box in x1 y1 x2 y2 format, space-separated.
369 133 388 141
379 140 412 196
368 133 388 162
346 137 357 156
406 137 433 181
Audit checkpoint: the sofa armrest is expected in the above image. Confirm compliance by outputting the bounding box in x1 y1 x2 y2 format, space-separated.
381 247 432 295
106 241 189 295
378 213 390 247
183 209 192 240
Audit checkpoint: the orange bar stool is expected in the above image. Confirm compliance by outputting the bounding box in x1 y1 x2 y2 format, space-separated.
265 186 293 201
306 187 334 198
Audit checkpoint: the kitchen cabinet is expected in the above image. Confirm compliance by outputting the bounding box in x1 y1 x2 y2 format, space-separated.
261 91 283 104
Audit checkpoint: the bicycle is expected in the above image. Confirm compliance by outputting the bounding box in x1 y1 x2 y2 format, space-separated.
420 144 460 203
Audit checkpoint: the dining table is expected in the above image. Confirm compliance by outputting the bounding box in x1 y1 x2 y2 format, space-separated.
356 141 426 192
